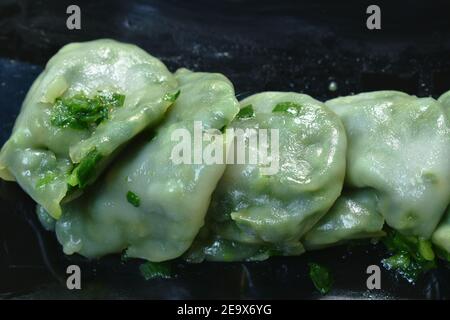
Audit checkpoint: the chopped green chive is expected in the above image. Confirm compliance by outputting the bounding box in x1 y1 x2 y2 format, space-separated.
236 104 254 119
308 262 333 295
272 101 302 115
383 253 411 269
50 91 125 130
98 91 125 109
418 238 435 261
381 228 437 282
67 148 103 188
163 90 181 103
36 172 57 189
126 191 140 207
139 262 171 280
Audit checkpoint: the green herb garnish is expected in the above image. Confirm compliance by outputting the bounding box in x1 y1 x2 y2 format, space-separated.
272 101 302 115
381 228 437 282
308 262 333 295
98 91 125 108
163 90 181 103
418 238 435 261
36 172 57 189
50 91 125 130
126 191 140 207
139 262 171 280
236 104 254 119
67 148 103 188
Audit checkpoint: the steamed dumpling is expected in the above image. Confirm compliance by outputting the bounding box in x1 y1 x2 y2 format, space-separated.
54 69 239 261
186 234 305 262
438 90 450 118
432 207 450 255
0 39 177 218
326 91 450 238
189 92 347 261
430 92 450 255
303 189 385 250
433 89 450 256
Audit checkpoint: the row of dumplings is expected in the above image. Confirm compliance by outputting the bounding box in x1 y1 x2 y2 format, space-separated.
1 39 449 262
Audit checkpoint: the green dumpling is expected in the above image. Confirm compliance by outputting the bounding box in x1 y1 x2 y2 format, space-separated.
432 207 450 257
190 92 347 261
438 90 450 119
0 39 177 218
186 235 305 263
55 69 239 262
303 189 385 250
326 91 450 238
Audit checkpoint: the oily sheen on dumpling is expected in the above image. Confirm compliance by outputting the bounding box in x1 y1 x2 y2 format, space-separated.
438 90 450 119
326 91 450 238
189 92 347 261
55 69 239 262
432 207 450 256
0 39 177 218
303 189 385 250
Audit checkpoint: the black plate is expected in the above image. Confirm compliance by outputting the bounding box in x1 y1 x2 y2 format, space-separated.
1 0 450 299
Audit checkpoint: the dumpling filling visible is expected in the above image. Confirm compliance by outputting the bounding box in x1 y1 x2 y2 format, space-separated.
2 40 450 268
54 69 239 261
187 92 347 262
0 39 177 218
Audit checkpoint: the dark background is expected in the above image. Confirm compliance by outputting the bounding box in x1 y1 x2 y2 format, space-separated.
0 0 450 299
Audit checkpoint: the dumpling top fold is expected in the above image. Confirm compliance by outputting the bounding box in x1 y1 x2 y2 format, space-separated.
0 39 177 218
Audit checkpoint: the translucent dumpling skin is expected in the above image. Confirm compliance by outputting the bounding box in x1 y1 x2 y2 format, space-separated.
303 189 385 250
186 235 305 262
326 91 450 238
438 90 450 119
191 92 347 261
432 207 450 255
55 69 239 262
0 39 177 218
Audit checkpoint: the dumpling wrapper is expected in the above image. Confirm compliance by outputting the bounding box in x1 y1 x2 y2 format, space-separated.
326 91 450 238
0 39 177 218
431 91 450 256
438 90 450 119
432 207 450 256
186 234 305 262
430 92 450 256
189 92 347 261
303 189 385 250
54 69 239 261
